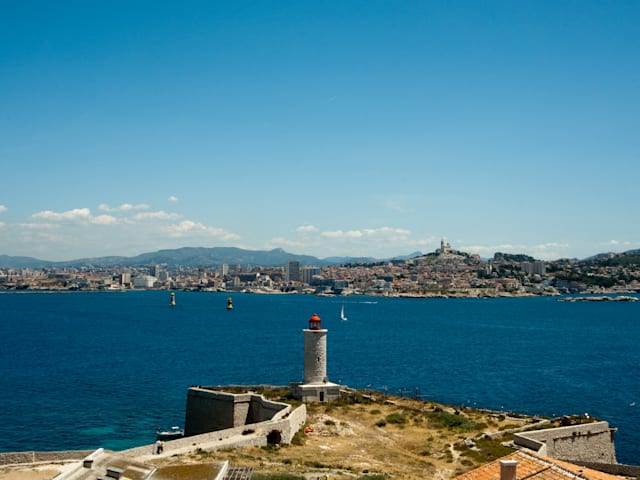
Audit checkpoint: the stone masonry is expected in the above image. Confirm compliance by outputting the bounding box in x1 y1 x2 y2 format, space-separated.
514 421 617 464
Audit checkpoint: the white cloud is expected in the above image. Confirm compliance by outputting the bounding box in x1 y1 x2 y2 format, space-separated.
32 208 91 221
321 227 410 240
36 232 66 243
0 205 7 213
267 237 305 248
462 242 571 260
598 240 640 254
3 205 242 260
322 229 363 239
296 225 318 233
279 225 431 258
165 220 240 240
168 195 178 202
18 223 58 230
90 215 118 225
99 203 150 212
133 210 181 221
604 239 639 248
363 227 411 238
0 221 5 228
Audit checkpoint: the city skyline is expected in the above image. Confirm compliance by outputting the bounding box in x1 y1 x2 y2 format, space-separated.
1 1 639 262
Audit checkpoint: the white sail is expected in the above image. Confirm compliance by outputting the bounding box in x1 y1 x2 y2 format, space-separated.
340 305 347 321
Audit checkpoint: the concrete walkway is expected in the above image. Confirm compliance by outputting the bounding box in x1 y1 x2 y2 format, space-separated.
127 431 264 463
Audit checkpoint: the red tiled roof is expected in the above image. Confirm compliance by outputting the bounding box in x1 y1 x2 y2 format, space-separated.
453 450 622 480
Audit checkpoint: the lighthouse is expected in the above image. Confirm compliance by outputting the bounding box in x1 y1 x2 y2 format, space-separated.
291 313 341 403
304 313 327 384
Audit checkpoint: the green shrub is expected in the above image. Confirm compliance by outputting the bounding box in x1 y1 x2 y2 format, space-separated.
459 437 514 462
385 413 407 425
290 428 306 446
425 411 483 431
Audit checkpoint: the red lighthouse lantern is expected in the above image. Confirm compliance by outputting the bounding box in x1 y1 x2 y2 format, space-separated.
308 313 322 330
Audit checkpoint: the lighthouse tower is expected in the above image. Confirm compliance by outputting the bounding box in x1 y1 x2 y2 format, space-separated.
292 313 341 403
304 313 327 384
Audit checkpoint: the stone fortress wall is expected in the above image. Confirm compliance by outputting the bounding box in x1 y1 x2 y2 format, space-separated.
120 387 307 459
184 387 289 436
0 450 94 466
514 421 617 464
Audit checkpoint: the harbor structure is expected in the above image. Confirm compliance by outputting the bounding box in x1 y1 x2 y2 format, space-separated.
291 313 341 402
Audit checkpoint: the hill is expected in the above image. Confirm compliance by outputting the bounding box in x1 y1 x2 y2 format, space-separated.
0 248 326 269
146 391 552 480
2 246 640 270
0 247 424 269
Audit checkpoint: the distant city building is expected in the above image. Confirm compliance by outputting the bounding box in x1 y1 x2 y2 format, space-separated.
120 272 131 286
285 260 301 283
157 270 170 282
301 266 320 284
221 264 229 276
150 265 165 277
133 275 156 288
522 261 546 275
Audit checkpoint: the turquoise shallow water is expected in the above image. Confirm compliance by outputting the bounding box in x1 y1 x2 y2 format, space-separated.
0 291 638 464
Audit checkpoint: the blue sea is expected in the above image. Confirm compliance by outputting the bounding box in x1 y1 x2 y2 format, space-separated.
0 291 638 464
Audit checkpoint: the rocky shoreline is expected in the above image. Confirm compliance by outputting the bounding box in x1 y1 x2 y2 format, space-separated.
558 295 639 302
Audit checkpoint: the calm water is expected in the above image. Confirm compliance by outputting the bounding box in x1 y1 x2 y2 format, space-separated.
0 291 638 464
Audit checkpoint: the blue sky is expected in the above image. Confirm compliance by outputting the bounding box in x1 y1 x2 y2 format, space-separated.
1 1 638 261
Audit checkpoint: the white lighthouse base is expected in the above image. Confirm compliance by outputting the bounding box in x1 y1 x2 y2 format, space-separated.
291 381 341 403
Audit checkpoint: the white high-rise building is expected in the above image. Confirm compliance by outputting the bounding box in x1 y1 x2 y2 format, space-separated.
285 260 301 282
301 266 320 284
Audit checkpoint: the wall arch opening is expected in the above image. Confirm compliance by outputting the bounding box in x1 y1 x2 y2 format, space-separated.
267 430 282 445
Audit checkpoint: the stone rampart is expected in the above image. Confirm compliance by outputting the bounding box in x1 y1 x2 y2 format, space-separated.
574 461 640 477
482 419 551 441
120 403 307 459
0 450 93 466
514 421 616 464
184 387 291 436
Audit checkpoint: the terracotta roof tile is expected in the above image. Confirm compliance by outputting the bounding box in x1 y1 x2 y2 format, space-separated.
453 450 623 480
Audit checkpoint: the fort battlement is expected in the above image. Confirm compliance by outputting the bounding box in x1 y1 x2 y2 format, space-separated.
184 386 292 436
120 387 307 459
514 421 617 464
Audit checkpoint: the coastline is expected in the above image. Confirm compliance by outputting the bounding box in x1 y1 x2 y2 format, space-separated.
0 390 631 480
2 286 639 299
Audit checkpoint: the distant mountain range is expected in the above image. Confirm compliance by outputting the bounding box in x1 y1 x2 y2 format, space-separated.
0 247 423 269
2 247 639 270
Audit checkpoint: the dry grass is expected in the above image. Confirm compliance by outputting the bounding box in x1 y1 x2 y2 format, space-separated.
0 465 72 480
149 392 535 480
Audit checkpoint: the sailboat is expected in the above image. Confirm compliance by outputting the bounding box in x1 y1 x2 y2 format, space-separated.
340 304 347 321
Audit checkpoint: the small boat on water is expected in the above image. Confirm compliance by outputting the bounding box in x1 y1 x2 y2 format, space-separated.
169 292 176 307
156 426 184 440
340 304 347 321
227 297 233 310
